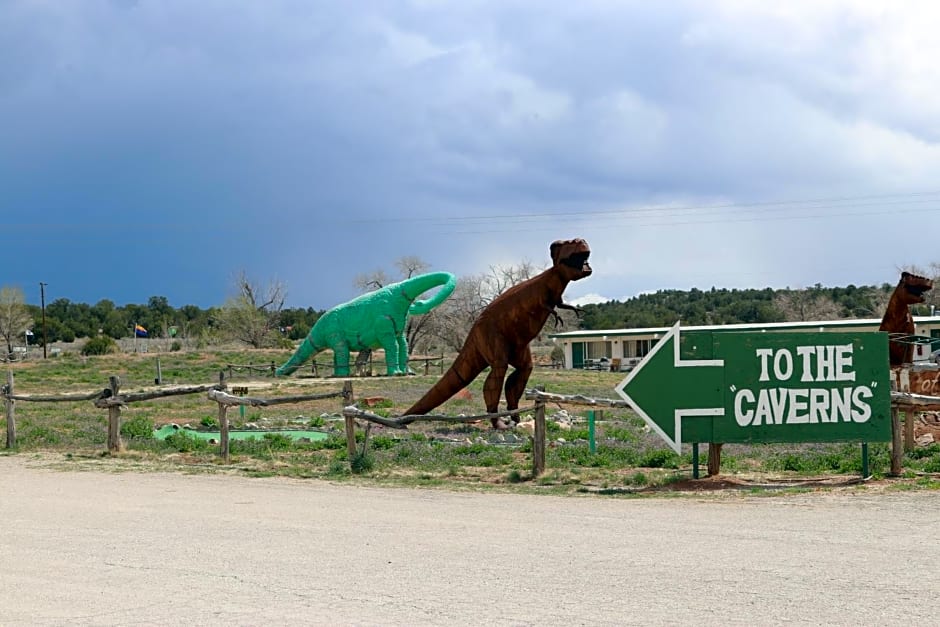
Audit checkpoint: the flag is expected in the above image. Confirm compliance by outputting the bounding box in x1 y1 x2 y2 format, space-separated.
134 324 149 338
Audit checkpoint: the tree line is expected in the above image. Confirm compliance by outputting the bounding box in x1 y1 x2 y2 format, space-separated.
1 261 934 360
578 281 924 330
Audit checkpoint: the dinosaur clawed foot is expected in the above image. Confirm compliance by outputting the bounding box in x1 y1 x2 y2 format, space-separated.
490 417 520 430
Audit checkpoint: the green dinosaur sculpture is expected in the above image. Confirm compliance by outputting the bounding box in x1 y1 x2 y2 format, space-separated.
276 271 456 377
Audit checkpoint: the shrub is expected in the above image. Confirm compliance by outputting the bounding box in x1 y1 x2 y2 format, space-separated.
121 415 154 439
81 336 118 356
262 432 293 451
639 449 680 469
164 430 208 452
350 451 374 474
506 469 525 483
170 340 182 352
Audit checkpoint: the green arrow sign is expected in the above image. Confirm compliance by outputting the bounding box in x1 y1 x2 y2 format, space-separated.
615 322 891 453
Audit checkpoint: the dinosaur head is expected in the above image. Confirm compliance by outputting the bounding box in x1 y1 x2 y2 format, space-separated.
550 238 592 281
898 271 933 304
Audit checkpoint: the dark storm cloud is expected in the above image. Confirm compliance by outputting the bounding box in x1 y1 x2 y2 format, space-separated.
2 1 939 310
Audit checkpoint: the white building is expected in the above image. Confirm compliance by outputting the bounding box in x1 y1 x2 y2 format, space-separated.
550 316 940 371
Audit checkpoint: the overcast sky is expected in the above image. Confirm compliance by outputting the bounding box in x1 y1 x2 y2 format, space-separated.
3 1 940 311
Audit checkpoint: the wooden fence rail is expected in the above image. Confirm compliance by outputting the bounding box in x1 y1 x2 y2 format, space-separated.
8 364 937 479
220 355 446 379
2 370 349 458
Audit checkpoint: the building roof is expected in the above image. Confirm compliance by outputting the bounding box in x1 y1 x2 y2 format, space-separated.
549 315 940 339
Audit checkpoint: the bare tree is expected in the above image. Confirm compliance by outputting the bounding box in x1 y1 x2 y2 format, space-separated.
479 259 538 306
354 269 390 292
773 288 844 322
0 286 32 360
395 256 430 279
216 271 287 348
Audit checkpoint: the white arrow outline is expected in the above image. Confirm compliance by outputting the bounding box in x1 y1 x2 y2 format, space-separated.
615 321 724 453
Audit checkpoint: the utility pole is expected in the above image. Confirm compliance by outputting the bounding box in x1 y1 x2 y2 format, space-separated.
39 282 47 358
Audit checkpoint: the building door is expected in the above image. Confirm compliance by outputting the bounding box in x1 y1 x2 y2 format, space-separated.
572 342 585 369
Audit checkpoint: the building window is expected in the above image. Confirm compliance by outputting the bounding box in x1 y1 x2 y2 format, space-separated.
635 339 659 357
586 341 612 359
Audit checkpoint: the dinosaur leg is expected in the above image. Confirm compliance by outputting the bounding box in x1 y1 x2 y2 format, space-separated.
332 342 351 377
378 338 402 375
483 362 511 430
504 346 534 425
397 335 411 374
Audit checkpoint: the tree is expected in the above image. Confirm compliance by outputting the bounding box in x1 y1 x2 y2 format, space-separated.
353 256 458 356
773 288 844 322
0 287 33 360
216 271 287 348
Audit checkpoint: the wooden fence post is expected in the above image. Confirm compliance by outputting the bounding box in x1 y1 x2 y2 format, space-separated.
533 400 546 477
218 402 230 462
343 380 357 460
107 375 123 453
707 443 723 476
890 405 903 476
5 370 15 449
904 407 915 452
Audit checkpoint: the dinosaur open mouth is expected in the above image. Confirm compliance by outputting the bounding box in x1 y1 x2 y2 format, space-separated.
563 251 592 274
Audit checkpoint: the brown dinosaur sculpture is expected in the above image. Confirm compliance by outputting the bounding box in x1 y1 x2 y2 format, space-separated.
401 238 592 429
879 271 933 366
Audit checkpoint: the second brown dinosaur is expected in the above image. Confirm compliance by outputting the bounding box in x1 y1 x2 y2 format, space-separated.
401 238 592 429
879 271 933 366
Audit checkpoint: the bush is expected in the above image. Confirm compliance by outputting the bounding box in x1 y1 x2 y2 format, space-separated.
81 335 118 356
639 449 680 469
164 430 208 452
350 451 374 474
121 415 154 439
170 340 182 352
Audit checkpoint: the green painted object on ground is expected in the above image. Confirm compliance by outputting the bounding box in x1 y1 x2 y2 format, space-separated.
616 322 891 452
277 271 456 377
153 425 330 442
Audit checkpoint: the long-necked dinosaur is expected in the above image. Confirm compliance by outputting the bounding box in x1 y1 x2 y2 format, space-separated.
402 238 592 428
276 271 456 377
879 271 933 366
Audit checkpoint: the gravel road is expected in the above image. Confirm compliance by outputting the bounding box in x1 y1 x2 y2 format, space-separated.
2 456 938 626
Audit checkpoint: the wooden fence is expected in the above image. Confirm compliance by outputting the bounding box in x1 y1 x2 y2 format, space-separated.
2 370 349 461
2 368 605 477
221 354 445 379
5 365 932 478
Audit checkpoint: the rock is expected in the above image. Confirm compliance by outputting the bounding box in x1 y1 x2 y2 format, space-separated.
916 433 935 446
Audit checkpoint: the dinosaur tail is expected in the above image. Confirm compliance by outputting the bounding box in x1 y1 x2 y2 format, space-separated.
275 335 320 377
407 272 457 315
400 348 486 421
